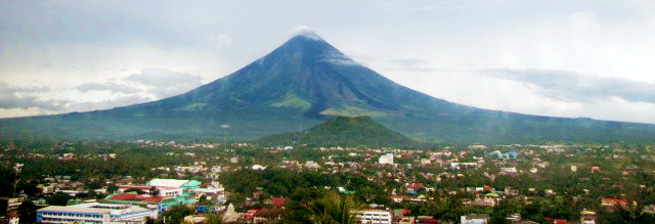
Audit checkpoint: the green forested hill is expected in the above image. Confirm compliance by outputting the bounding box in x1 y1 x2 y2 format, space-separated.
258 116 417 147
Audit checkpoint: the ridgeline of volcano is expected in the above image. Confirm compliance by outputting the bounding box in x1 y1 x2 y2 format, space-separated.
2 31 655 144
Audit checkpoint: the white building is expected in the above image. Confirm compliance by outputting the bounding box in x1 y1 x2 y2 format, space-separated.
378 154 394 165
194 186 227 204
117 185 183 197
461 214 489 224
358 210 392 224
147 179 189 188
37 203 157 224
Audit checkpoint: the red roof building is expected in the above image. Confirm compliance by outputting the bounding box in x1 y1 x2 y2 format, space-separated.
554 219 568 224
601 197 629 210
271 196 286 207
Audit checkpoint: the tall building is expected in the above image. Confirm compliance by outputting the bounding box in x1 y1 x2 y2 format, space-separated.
36 203 157 224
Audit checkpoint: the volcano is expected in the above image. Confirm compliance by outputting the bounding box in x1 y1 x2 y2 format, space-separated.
2 31 655 143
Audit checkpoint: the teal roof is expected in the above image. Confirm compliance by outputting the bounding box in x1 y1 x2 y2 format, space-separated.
182 180 202 188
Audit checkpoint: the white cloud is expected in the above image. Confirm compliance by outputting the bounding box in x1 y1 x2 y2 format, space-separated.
0 68 206 117
126 68 204 98
484 68 655 103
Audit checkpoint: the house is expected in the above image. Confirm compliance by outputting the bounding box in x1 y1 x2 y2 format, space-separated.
601 197 629 211
392 195 409 203
553 219 568 224
245 209 261 224
406 183 424 195
500 167 518 175
266 196 286 208
461 214 489 224
591 166 601 174
504 151 518 159
580 210 597 224
6 212 20 224
245 208 282 224
506 213 520 223
399 216 416 224
418 217 441 223
420 159 432 166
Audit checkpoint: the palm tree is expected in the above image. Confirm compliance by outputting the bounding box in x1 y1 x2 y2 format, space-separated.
310 192 363 224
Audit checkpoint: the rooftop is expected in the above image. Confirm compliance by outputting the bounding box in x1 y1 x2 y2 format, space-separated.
148 179 190 187
106 193 168 204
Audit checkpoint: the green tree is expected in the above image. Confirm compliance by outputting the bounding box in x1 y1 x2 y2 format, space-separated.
16 180 40 198
17 201 38 224
0 165 16 197
0 199 7 217
310 192 363 224
206 214 224 224
107 185 119 193
46 192 72 206
163 205 195 224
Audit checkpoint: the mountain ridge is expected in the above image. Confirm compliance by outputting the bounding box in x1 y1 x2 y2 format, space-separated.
2 32 655 144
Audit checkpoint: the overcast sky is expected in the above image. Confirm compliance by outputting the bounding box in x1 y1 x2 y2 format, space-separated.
1 0 655 124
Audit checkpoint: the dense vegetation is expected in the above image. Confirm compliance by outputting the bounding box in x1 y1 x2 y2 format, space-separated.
2 140 655 223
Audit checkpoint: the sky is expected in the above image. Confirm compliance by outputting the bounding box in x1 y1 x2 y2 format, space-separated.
1 0 655 124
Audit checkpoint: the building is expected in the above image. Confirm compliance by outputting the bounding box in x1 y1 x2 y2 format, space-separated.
118 185 183 197
601 198 629 211
553 219 568 224
1 197 26 211
7 212 20 224
358 210 392 224
36 202 157 224
580 210 597 224
102 193 196 215
193 185 226 204
183 215 207 224
244 208 282 224
147 179 201 191
379 154 394 165
591 166 601 174
461 214 489 224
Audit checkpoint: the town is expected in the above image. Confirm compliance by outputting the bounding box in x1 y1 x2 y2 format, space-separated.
1 140 654 224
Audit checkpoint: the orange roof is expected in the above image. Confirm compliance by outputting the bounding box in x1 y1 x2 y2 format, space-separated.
408 183 424 189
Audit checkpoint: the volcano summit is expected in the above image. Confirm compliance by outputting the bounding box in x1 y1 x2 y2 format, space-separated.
2 31 655 143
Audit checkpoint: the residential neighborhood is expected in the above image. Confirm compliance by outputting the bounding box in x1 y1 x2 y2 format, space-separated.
1 141 655 223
